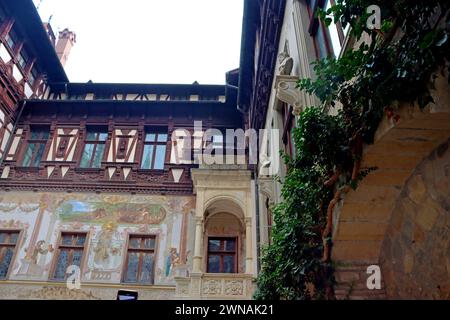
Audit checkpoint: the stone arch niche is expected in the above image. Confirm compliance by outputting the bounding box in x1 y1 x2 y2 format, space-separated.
331 73 450 299
204 198 246 274
174 168 255 299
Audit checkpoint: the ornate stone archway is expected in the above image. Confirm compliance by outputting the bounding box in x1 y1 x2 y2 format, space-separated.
174 167 256 299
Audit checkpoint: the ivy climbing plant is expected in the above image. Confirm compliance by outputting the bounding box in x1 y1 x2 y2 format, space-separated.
255 0 450 300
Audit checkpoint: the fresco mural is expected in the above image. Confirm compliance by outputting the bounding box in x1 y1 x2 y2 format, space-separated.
57 199 167 225
0 191 196 286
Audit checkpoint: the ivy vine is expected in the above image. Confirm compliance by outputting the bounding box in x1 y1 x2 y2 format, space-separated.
255 0 450 300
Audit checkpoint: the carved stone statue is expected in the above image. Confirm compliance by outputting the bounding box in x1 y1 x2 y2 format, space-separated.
278 51 294 75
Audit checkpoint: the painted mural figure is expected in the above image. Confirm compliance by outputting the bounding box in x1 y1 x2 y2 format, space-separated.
92 222 121 269
165 247 180 277
19 240 53 277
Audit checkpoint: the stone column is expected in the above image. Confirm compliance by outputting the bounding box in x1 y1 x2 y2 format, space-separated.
192 216 204 273
245 217 253 274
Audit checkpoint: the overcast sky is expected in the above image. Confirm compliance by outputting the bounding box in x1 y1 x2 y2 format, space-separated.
33 0 244 84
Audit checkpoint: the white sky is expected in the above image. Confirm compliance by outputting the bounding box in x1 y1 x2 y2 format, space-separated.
33 0 244 84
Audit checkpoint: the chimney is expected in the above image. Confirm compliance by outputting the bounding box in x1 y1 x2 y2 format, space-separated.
56 28 76 67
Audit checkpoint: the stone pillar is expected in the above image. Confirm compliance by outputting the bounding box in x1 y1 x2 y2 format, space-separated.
192 216 204 273
245 217 253 274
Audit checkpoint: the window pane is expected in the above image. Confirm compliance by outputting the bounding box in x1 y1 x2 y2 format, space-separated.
141 145 154 169
143 237 155 249
21 143 35 167
61 234 73 246
9 233 18 245
223 255 235 273
224 239 236 252
31 143 46 167
80 143 94 168
92 144 105 168
153 145 166 169
98 133 108 141
329 23 342 57
75 234 86 246
129 237 140 249
72 250 83 267
316 25 329 59
30 130 48 140
53 249 69 280
0 233 7 244
145 133 156 142
18 54 26 69
139 252 154 284
86 132 96 140
5 34 15 50
208 255 220 273
157 133 167 142
208 239 221 251
0 247 14 279
124 252 139 282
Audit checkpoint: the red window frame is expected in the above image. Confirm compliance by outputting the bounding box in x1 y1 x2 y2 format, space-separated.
207 237 238 273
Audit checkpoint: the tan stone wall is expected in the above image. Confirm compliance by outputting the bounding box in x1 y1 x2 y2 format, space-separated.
379 140 450 299
332 75 450 299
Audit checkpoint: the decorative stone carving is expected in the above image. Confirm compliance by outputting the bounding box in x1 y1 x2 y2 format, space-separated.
224 280 244 296
277 51 293 76
258 177 275 203
202 279 221 295
17 286 101 300
274 75 304 116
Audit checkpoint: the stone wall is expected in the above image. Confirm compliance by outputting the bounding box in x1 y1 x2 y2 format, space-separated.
379 140 450 299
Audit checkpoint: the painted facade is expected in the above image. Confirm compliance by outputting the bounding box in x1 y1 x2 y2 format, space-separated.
0 192 195 285
0 0 256 300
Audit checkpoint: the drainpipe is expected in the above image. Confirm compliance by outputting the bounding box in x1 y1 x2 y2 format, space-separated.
0 100 27 169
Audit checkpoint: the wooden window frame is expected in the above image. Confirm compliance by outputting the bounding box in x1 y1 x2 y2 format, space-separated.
0 229 21 280
4 29 17 52
49 231 88 282
207 237 238 274
20 126 50 167
281 103 295 158
265 197 273 245
306 0 343 59
121 233 157 285
140 128 168 170
79 127 108 168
